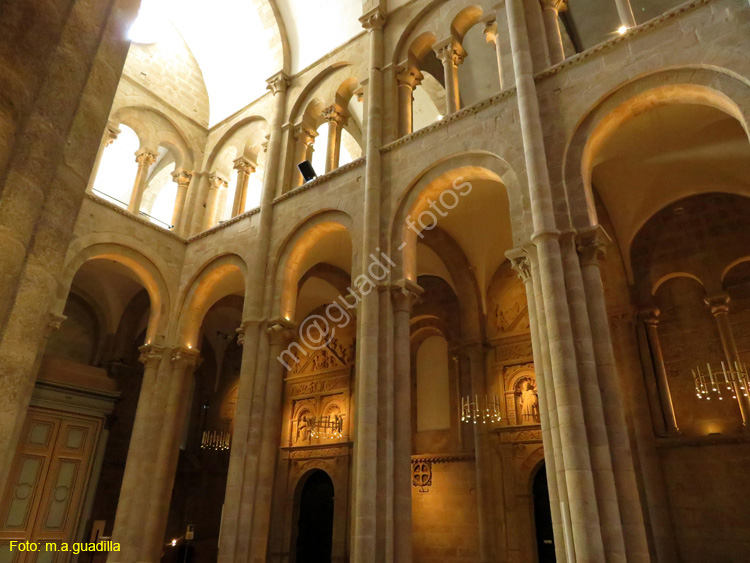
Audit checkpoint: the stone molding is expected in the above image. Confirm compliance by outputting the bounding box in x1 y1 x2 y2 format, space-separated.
85 193 186 243
410 453 475 464
272 156 366 204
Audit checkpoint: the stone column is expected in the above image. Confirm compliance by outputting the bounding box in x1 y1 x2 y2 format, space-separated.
203 172 228 230
86 121 120 193
292 125 317 187
322 105 347 173
705 293 750 425
248 321 295 560
433 38 463 114
218 71 290 563
170 168 192 232
127 148 157 214
231 157 256 217
507 249 566 562
576 227 650 560
392 281 421 563
395 63 423 137
482 20 504 91
109 344 165 562
466 342 498 562
615 0 637 28
142 347 201 561
540 0 566 65
352 7 386 562
506 0 605 558
638 308 680 435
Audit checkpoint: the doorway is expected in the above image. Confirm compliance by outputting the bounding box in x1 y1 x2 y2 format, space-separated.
294 470 334 563
532 462 555 562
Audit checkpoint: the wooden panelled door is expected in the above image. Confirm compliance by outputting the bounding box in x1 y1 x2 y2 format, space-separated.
0 408 102 562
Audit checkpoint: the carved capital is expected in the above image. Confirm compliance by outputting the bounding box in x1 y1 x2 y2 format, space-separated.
208 171 229 189
541 0 567 12
576 225 611 266
236 319 263 347
233 156 257 175
483 20 498 43
359 7 386 31
266 71 291 95
705 293 731 316
267 319 296 347
395 63 424 90
171 168 193 187
138 343 165 368
638 308 660 328
105 122 121 145
391 279 424 313
294 125 318 146
171 347 201 369
134 149 157 167
506 248 532 283
47 312 67 332
433 39 464 66
322 105 348 126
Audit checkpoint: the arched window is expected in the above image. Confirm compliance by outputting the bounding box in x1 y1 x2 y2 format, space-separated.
92 124 140 208
140 147 176 228
416 334 451 431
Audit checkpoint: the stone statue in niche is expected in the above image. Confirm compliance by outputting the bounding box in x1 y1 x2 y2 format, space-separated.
295 414 310 443
517 378 539 423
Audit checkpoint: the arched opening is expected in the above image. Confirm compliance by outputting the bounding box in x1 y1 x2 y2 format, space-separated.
293 470 335 563
92 124 140 207
532 462 555 562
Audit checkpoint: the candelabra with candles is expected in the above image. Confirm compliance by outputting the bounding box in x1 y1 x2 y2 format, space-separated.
309 415 344 439
461 394 502 424
201 429 231 451
693 361 750 401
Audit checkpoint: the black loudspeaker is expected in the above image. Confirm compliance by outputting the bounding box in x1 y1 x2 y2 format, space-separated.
298 160 317 183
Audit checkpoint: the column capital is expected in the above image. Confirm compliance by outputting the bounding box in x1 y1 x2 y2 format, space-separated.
433 38 465 66
482 19 498 43
395 63 424 90
266 71 291 95
47 312 67 332
360 7 386 31
208 171 229 188
294 125 318 146
322 105 348 126
105 121 121 145
576 225 611 266
705 293 731 315
638 308 660 327
233 156 257 175
138 343 165 368
391 279 424 313
541 0 567 11
171 168 193 186
506 248 532 282
236 319 264 346
267 319 296 347
134 148 157 166
171 346 201 369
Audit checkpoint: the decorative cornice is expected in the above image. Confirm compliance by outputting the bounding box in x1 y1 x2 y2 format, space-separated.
86 193 186 243
534 0 712 82
411 453 475 464
186 206 261 243
381 87 517 153
272 157 366 205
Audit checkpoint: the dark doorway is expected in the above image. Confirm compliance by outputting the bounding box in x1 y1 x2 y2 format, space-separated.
533 462 555 562
294 470 334 563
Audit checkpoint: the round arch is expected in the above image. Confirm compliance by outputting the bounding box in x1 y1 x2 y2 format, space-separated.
563 67 750 231
175 254 248 348
271 210 355 322
58 242 172 343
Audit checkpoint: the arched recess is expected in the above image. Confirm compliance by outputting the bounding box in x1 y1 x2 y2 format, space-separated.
175 254 248 349
57 242 172 343
564 67 750 232
272 210 355 321
391 151 525 295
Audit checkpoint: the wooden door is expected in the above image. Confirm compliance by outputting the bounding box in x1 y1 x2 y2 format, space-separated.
0 409 101 563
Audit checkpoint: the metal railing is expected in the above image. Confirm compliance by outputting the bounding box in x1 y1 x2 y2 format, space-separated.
91 189 174 230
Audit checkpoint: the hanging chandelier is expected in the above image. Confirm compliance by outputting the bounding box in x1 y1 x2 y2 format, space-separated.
461 395 502 424
309 415 344 439
201 429 231 451
693 361 750 401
